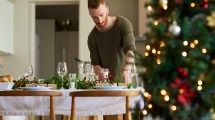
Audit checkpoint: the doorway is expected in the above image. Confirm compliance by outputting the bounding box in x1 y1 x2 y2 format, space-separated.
35 2 79 79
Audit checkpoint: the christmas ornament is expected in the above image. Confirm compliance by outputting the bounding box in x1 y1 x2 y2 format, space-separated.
159 0 168 9
206 11 215 28
177 67 188 78
168 21 181 36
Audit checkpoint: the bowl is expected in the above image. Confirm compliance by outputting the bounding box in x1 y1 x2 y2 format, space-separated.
0 82 14 90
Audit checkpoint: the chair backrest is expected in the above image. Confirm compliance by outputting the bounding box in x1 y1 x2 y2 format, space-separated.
69 90 140 120
0 90 63 120
0 90 62 96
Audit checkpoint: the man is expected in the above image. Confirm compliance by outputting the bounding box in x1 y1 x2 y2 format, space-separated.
87 0 136 83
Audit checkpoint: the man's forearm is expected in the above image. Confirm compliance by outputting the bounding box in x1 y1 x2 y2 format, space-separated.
123 50 135 69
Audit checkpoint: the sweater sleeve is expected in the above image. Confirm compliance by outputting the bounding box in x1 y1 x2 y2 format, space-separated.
121 18 136 55
88 33 101 66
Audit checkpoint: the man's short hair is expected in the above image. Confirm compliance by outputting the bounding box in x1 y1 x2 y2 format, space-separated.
88 0 105 9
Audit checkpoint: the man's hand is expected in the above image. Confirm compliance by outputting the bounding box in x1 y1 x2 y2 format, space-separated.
122 50 135 83
122 69 131 83
93 65 102 75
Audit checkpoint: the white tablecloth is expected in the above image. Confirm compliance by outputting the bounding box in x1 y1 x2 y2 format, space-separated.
0 89 144 116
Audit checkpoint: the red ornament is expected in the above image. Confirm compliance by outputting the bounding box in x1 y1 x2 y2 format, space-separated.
177 89 196 105
177 67 184 74
181 70 188 78
171 77 182 89
177 67 188 78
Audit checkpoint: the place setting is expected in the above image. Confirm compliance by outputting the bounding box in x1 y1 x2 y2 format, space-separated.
18 65 54 91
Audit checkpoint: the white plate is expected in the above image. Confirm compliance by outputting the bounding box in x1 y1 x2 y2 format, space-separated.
96 86 126 89
19 87 53 91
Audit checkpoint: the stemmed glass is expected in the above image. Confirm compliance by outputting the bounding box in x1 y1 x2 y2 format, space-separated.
27 65 33 81
57 62 68 89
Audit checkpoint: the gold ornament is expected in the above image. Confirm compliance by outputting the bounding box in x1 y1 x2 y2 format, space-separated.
206 11 215 28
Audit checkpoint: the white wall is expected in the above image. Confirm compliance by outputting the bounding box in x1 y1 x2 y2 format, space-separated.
78 0 94 62
36 20 55 79
106 0 138 36
0 0 30 79
0 0 14 54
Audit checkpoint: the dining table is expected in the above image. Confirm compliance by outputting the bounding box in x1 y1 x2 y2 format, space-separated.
0 88 144 118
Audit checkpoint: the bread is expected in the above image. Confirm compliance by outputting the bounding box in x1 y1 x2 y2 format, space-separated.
0 75 13 82
6 75 13 82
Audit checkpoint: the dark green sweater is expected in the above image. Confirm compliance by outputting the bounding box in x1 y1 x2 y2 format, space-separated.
88 16 136 78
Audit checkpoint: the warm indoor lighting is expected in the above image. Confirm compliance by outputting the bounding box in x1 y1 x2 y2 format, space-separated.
145 52 149 57
160 41 165 47
191 3 195 7
160 90 167 95
163 5 168 10
147 94 152 100
183 41 188 46
182 51 187 57
198 80 203 86
171 105 177 111
190 43 195 48
154 21 159 26
143 109 147 115
144 92 149 97
148 104 153 109
147 6 152 11
152 48 156 54
179 89 184 94
157 51 161 55
164 95 170 101
194 39 199 45
156 58 161 64
197 86 202 91
146 45 151 51
202 48 207 54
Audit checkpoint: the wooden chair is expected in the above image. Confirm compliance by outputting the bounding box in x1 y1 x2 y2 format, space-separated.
69 90 140 120
0 90 63 120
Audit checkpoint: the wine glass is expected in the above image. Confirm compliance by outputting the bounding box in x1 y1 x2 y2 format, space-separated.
57 62 68 89
26 65 33 81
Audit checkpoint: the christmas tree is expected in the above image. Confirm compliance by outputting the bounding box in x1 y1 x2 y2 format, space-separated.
136 0 215 119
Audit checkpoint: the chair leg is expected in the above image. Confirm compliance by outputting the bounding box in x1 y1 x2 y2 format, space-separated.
89 115 98 120
103 115 121 120
39 116 45 120
126 96 131 120
67 115 71 120
71 96 76 120
61 115 66 120
50 96 56 120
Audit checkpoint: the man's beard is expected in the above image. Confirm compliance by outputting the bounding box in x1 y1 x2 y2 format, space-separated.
95 15 108 29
